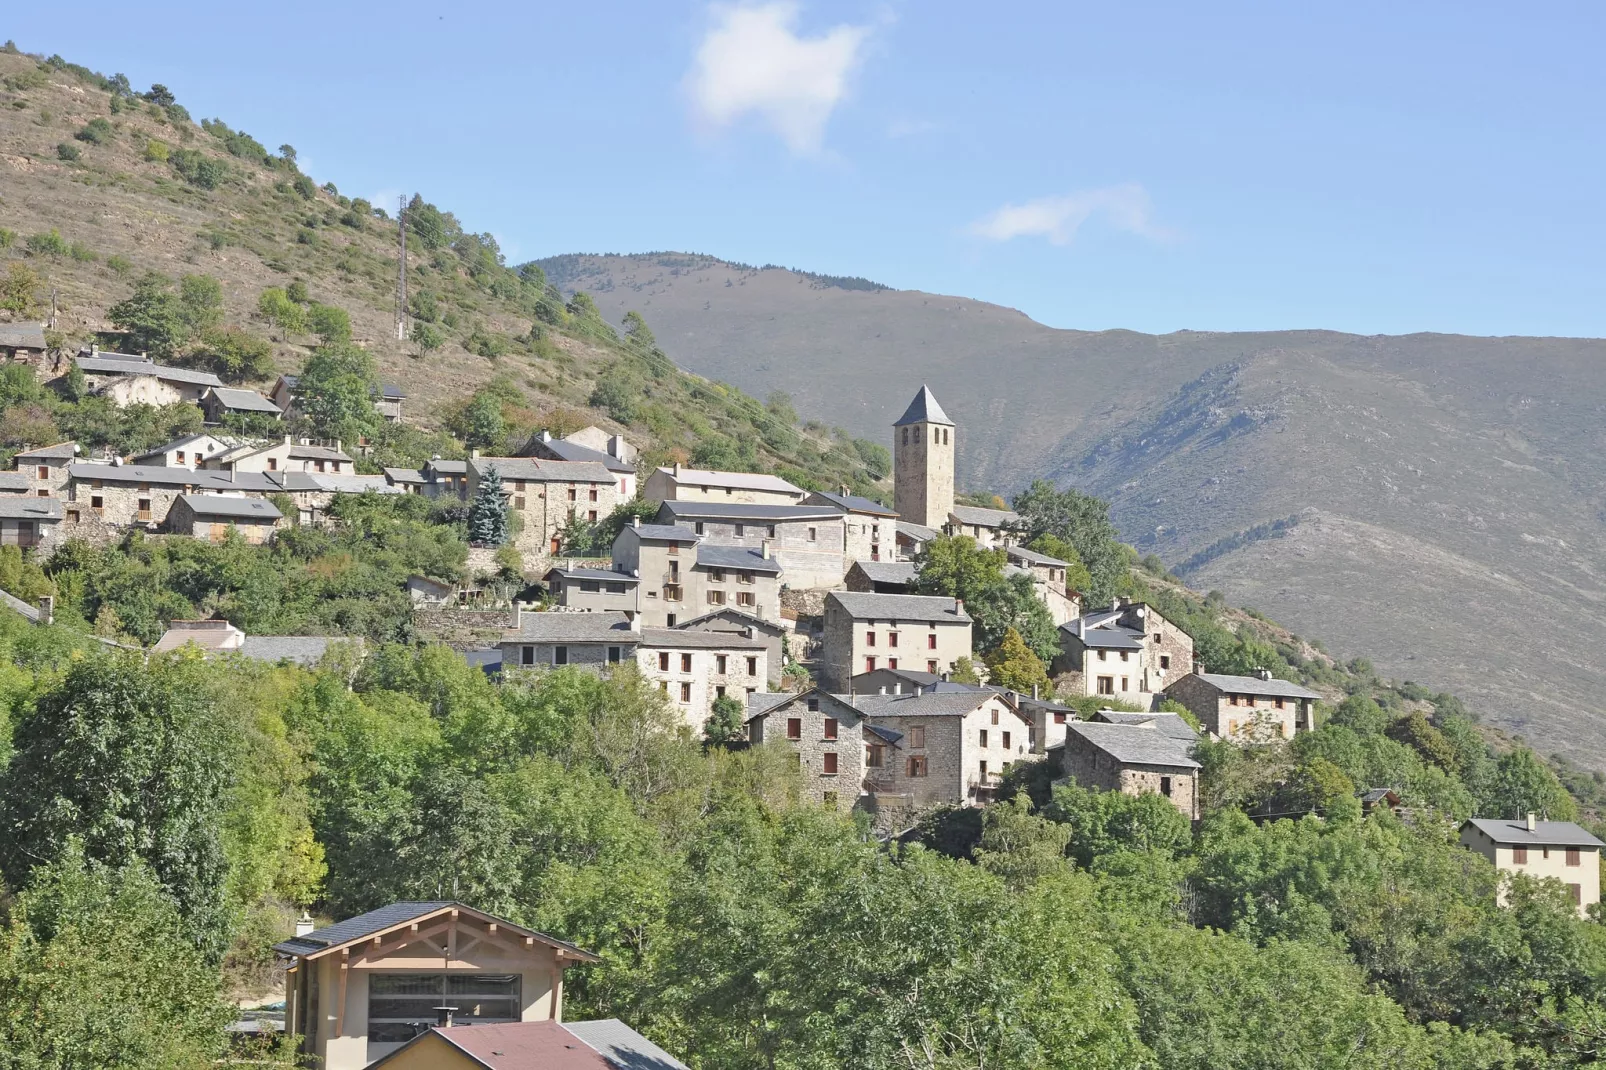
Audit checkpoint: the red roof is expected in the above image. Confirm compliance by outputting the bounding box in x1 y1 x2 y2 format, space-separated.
419 1021 615 1070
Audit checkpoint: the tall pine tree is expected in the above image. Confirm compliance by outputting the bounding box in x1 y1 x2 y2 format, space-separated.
468 466 510 546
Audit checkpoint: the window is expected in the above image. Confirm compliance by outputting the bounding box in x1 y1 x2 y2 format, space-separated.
808 526 817 541
990 709 999 725
1120 651 1129 661
1097 677 1115 695
1568 849 1582 866
1160 776 1173 797
1513 846 1528 864
37 488 47 497
666 613 677 627
738 571 754 585
588 510 598 521
928 634 937 649
1153 633 1162 644
36 466 48 479
680 653 693 672
901 427 908 445
708 568 726 583
668 543 679 556
137 498 152 521
1002 731 1011 749
767 525 776 537
1229 694 1240 706
658 652 670 671
867 744 885 767
746 656 758 675
580 580 600 593
787 717 802 740
567 488 577 501
716 654 728 673
267 457 278 471
907 755 928 777
521 646 535 666
695 522 705 535
942 428 949 445
608 646 622 663
888 658 898 669
979 729 989 748
90 495 104 511
734 523 745 537
513 495 526 510
866 632 876 647
1274 697 1285 710
669 560 680 577
664 584 682 602
554 645 568 666
1570 883 1583 907
823 791 838 808
909 725 926 748
589 488 598 502
1160 655 1171 670
927 660 938 672
66 509 79 522
715 685 726 699
979 760 988 779
1121 677 1130 691
824 718 838 740
679 682 691 702
708 590 727 606
807 697 819 711
368 973 520 1043
822 751 838 775
888 632 899 648
315 460 326 473
865 656 877 672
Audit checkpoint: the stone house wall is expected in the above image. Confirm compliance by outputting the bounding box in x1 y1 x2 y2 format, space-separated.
638 643 767 731
820 599 972 692
1060 736 1198 820
750 693 867 808
688 516 846 589
1166 674 1307 741
499 639 633 671
67 478 194 528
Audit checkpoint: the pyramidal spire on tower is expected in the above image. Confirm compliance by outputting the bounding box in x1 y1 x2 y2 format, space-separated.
892 384 956 528
894 384 954 427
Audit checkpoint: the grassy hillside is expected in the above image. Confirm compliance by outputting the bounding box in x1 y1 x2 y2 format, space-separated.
541 253 1606 765
0 48 888 496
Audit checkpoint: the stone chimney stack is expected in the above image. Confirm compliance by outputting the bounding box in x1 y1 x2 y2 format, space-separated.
295 911 315 937
36 595 53 625
954 598 964 616
1527 811 1538 831
761 539 771 560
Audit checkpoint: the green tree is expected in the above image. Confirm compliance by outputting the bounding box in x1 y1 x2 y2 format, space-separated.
451 391 506 450
0 261 39 314
621 309 656 349
914 535 1058 659
1028 531 1095 594
144 83 176 107
0 849 234 1068
413 320 444 356
704 695 746 745
0 657 234 959
1485 748 1577 821
984 626 1050 693
306 302 352 345
195 326 274 382
1011 479 1129 606
468 466 509 546
108 272 187 358
256 286 305 341
950 655 981 684
589 370 639 424
177 273 223 336
296 343 379 440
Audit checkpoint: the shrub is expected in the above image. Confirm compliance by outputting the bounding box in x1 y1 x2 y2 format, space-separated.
169 149 225 190
0 228 13 249
25 229 69 257
306 303 352 345
412 322 444 356
292 174 316 200
0 262 40 314
105 254 134 277
68 242 98 263
74 117 113 145
55 142 81 162
163 103 189 125
466 329 509 360
195 327 274 382
142 139 169 162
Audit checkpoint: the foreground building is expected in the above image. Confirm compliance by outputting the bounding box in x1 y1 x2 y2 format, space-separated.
820 591 972 692
1052 717 1201 819
746 689 869 808
274 901 599 1070
846 687 1032 808
1460 816 1605 916
1166 670 1321 741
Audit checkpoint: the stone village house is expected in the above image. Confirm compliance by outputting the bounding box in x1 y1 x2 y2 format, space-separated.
820 591 973 693
655 499 847 590
1054 600 1195 709
746 689 869 809
1165 670 1321 741
609 519 783 628
1051 716 1201 820
468 455 622 562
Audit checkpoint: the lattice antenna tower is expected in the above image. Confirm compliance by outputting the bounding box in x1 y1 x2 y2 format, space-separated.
394 194 408 341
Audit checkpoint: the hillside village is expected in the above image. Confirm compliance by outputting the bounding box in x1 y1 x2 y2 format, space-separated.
9 44 1606 1070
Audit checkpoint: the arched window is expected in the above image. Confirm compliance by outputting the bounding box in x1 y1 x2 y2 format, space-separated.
933 427 940 444
901 427 908 446
942 428 949 445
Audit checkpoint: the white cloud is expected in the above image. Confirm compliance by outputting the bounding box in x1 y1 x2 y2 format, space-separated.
370 188 406 215
686 2 873 155
968 185 1172 245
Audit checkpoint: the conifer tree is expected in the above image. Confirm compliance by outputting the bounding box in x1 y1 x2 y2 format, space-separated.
467 466 509 546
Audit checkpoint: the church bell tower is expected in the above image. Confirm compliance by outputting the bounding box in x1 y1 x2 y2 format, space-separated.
892 384 955 530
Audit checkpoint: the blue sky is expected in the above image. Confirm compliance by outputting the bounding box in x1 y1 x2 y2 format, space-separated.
9 2 1606 336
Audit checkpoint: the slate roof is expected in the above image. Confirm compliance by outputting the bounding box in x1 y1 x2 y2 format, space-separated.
845 691 995 718
239 636 350 666
896 521 939 542
305 474 401 495
656 500 843 522
639 627 766 650
808 490 898 517
1007 544 1068 567
865 723 905 745
1093 710 1199 741
849 560 917 586
1070 626 1144 651
272 901 596 961
536 437 634 473
674 607 788 635
427 458 469 475
624 523 700 543
285 444 352 462
694 544 783 574
655 467 804 495
0 497 63 520
178 494 282 521
0 323 47 348
894 385 954 427
71 462 257 489
1190 672 1322 700
1464 819 1606 848
15 441 78 460
472 456 616 484
383 467 427 484
503 610 639 642
277 374 404 401
207 387 282 413
745 692 798 720
1062 720 1199 769
827 591 970 623
546 567 641 584
567 1018 692 1070
949 505 1020 528
855 666 941 688
0 472 32 491
77 354 224 387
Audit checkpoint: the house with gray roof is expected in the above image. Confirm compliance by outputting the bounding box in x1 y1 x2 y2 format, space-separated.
822 591 973 692
746 688 870 808
841 687 1033 808
637 627 768 730
807 488 897 564
945 504 1021 550
200 386 283 424
675 607 790 686
499 608 640 671
528 429 638 498
0 322 48 365
644 463 805 506
1461 815 1606 915
75 347 224 406
894 519 940 560
1053 719 1200 819
611 518 783 628
0 495 63 549
1005 544 1081 625
845 558 917 594
468 453 623 563
543 564 642 618
1166 670 1321 742
1055 600 1194 709
655 498 848 589
168 494 282 544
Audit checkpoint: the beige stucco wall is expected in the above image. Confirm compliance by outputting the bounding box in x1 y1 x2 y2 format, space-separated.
893 421 954 530
1459 826 1600 916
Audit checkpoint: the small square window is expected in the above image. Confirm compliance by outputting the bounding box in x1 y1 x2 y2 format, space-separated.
824 718 838 740
679 682 692 702
787 718 802 740
822 751 838 775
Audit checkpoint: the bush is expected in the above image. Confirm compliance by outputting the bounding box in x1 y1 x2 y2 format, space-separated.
68 242 97 263
142 139 169 162
55 142 81 161
292 174 317 200
105 254 134 276
412 321 444 356
74 117 113 145
169 149 225 189
306 303 352 345
26 229 69 256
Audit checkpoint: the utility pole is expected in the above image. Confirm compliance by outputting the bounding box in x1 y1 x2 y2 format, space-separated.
394 194 408 342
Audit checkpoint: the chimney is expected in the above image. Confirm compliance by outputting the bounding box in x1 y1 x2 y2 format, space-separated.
295 911 315 937
1254 667 1272 681
954 598 963 616
674 461 681 477
541 430 553 443
761 539 771 560
1527 811 1537 832
470 448 481 460
90 342 99 355
36 595 53 625
878 686 886 695
1032 683 1039 700
1111 597 1120 611
632 515 641 528
512 605 523 630
435 1005 458 1028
